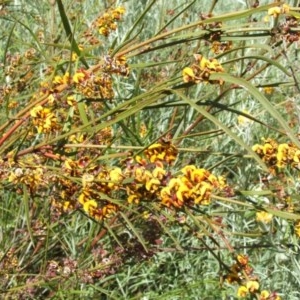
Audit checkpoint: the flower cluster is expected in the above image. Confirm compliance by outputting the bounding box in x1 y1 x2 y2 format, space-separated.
27 52 129 140
224 254 281 299
93 7 125 37
125 141 177 205
51 55 128 101
125 141 228 209
103 55 129 76
72 68 115 99
1 48 37 108
252 138 300 172
78 167 122 221
56 157 121 221
52 140 228 221
8 165 45 193
238 284 281 299
182 54 224 84
160 165 226 208
143 141 178 164
224 254 253 284
30 105 60 134
126 162 168 205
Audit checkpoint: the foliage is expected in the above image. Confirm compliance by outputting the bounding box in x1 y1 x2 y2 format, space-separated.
1 0 300 299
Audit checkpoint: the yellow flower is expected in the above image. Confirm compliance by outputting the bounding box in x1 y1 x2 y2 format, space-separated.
181 165 196 176
78 192 88 205
246 280 259 293
252 144 264 154
144 141 178 164
145 177 161 192
64 158 78 170
237 254 249 266
198 55 210 70
175 182 190 202
268 4 289 17
128 193 141 204
237 286 248 298
71 52 78 61
30 105 43 118
259 290 270 300
182 67 195 82
53 72 70 85
195 182 212 205
134 166 146 182
256 211 273 224
142 211 150 219
115 6 125 15
63 201 72 212
73 71 86 84
152 166 166 180
293 150 300 163
191 168 209 183
263 143 274 155
30 106 59 133
66 95 76 106
109 167 123 183
276 143 289 167
102 204 117 218
96 6 125 36
47 94 55 105
206 58 224 72
53 75 63 85
99 26 109 36
160 186 171 200
148 143 162 150
268 7 281 17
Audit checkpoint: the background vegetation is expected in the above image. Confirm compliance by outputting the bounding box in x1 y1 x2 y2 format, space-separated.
1 0 300 299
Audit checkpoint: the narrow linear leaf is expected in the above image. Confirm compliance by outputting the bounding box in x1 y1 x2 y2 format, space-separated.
201 3 282 24
56 0 89 68
172 90 269 172
223 55 291 76
77 102 91 131
210 73 300 148
264 207 300 221
22 184 35 246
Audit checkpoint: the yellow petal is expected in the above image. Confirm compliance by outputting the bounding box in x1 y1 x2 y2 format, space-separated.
182 67 195 78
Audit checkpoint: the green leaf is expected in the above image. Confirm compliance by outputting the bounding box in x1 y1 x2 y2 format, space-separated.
172 90 269 172
223 55 291 76
56 0 89 68
209 73 300 148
